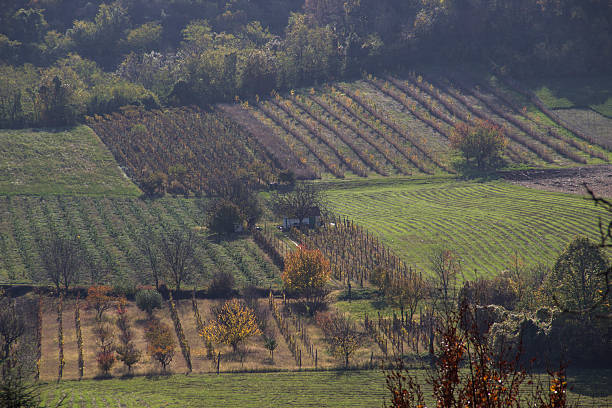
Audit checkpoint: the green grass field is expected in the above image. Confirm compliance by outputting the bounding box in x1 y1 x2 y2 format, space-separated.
39 369 612 407
323 177 609 278
524 76 612 118
0 125 141 196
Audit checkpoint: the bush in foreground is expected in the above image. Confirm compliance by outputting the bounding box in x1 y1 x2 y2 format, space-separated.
135 290 162 317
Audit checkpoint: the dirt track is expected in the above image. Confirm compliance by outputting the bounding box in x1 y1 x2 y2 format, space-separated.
500 165 612 198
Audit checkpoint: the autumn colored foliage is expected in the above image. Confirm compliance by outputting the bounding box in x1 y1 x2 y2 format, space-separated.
282 247 331 302
200 299 261 353
385 303 572 408
86 286 118 321
450 120 507 169
144 320 176 373
316 311 365 368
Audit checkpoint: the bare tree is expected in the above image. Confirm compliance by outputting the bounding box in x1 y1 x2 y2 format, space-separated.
429 247 461 316
0 295 25 377
40 234 82 292
272 182 327 229
137 227 162 290
316 311 365 368
159 229 195 293
396 270 426 323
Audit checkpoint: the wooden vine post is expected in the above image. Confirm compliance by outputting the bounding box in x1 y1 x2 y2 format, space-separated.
75 295 84 379
57 293 64 381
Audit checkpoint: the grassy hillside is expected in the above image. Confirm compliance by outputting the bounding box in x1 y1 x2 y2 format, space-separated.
523 76 612 117
0 196 280 287
324 178 609 278
39 369 611 407
0 126 140 196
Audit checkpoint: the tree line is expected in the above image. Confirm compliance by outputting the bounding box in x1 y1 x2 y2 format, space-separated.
2 0 611 128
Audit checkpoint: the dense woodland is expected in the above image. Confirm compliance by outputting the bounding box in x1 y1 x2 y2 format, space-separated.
1 0 611 128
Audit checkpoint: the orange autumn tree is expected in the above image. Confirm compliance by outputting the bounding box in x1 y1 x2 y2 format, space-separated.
200 299 260 353
282 246 331 305
86 285 118 322
144 320 175 373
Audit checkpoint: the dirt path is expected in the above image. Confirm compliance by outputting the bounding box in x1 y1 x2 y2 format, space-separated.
500 164 612 198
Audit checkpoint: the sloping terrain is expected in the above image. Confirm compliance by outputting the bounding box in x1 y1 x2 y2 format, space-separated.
0 126 140 196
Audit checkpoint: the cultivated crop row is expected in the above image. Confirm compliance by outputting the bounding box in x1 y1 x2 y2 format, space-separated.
500 77 612 152
292 215 415 289
87 106 277 196
0 196 280 287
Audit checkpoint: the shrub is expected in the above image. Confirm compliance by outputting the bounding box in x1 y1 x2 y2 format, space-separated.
459 274 518 310
135 290 162 317
208 271 236 298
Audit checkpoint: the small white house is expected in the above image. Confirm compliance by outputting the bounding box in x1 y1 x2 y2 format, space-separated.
283 206 322 229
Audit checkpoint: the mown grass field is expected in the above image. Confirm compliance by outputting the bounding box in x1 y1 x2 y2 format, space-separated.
39 369 612 408
0 196 280 287
0 126 140 196
524 76 612 117
323 177 609 278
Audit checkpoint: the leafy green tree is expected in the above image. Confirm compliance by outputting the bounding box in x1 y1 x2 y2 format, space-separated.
544 236 610 314
207 200 244 236
123 22 162 53
281 13 339 86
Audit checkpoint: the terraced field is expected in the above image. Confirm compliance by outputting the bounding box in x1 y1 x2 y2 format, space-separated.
324 178 609 277
222 73 611 180
39 369 612 407
0 196 280 287
0 126 140 196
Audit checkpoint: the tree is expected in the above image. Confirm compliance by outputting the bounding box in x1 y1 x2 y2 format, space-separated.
0 294 25 377
200 299 261 353
282 247 331 306
272 182 326 229
429 247 461 316
136 228 162 290
450 120 507 170
135 290 162 318
159 229 195 292
123 22 162 53
585 186 612 315
141 171 167 197
316 311 365 368
40 234 82 292
94 322 115 376
263 335 277 362
384 303 570 408
544 236 610 315
207 199 244 236
115 300 140 373
86 286 117 322
208 271 236 298
144 320 175 373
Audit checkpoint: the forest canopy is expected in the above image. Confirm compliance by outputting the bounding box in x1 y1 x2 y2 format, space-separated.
1 0 611 128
